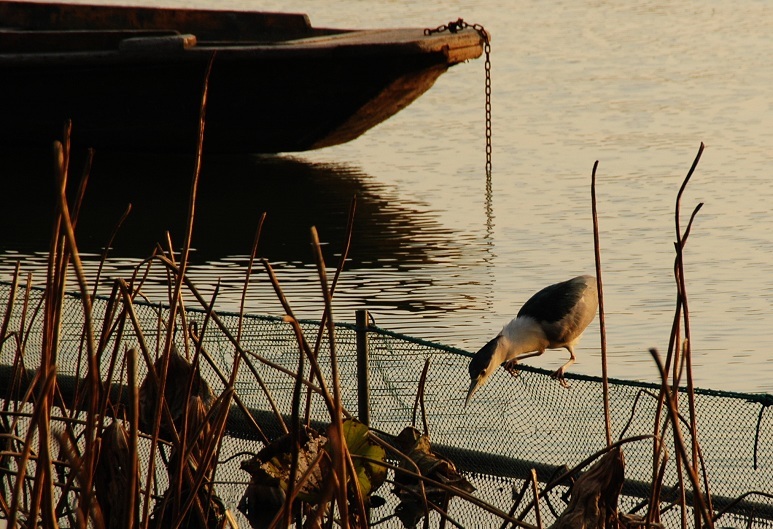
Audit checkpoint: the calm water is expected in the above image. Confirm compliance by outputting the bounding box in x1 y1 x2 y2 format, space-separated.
1 0 772 393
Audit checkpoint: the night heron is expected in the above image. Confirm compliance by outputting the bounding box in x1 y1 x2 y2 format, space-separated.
465 275 598 404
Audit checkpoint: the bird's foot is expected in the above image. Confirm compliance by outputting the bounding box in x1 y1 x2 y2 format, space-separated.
551 368 570 388
503 359 521 378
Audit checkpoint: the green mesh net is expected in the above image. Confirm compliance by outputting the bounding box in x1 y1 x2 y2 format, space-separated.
1 281 771 528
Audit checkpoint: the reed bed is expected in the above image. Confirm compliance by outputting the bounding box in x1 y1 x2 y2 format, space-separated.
0 120 487 529
0 117 740 529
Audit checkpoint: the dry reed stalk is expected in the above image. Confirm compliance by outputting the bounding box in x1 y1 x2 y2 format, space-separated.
649 349 712 527
0 60 247 529
235 221 373 528
87 261 133 445
1 267 28 422
279 312 308 529
140 54 215 529
412 359 431 435
168 389 235 529
122 270 237 528
224 209 270 456
0 111 734 529
309 225 352 524
303 196 357 428
0 414 11 507
127 346 140 529
260 261 340 419
64 127 111 515
94 419 138 528
0 262 20 354
100 308 135 430
188 330 275 442
590 160 612 448
155 254 304 441
207 212 273 523
236 212 267 346
499 480 532 529
165 261 328 399
530 469 543 529
139 345 215 442
712 491 773 526
184 278 244 524
7 363 56 528
92 203 132 298
0 305 90 526
644 143 714 529
174 282 220 519
116 278 192 527
672 143 713 529
68 144 92 229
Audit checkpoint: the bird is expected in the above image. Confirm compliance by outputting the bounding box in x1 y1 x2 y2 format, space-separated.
465 275 598 405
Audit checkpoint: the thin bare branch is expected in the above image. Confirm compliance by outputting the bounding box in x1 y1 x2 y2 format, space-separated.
591 159 612 447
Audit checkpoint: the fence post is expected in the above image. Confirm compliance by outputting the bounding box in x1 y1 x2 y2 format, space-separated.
355 309 370 426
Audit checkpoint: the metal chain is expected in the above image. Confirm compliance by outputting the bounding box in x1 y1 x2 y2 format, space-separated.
425 19 492 176
480 26 492 177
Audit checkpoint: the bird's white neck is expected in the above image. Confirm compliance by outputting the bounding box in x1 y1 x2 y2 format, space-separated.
497 317 548 362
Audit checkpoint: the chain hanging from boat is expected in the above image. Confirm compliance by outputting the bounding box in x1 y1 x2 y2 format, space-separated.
425 19 492 177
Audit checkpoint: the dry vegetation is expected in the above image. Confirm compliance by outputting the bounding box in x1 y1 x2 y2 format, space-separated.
0 97 746 528
0 123 484 529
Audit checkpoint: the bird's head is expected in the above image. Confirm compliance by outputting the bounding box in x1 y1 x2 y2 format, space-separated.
465 335 502 406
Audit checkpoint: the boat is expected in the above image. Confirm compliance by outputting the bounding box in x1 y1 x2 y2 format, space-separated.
0 1 487 153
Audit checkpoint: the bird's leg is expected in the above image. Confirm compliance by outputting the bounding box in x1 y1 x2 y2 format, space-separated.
502 359 521 377
552 373 571 388
503 350 544 378
551 347 576 388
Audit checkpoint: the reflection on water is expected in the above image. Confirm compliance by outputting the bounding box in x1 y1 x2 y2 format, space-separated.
1 149 458 265
0 148 494 345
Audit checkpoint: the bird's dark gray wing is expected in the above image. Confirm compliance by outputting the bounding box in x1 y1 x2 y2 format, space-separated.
517 276 590 324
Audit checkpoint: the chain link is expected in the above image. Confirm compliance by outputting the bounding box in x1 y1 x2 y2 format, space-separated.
481 28 492 178
425 19 492 177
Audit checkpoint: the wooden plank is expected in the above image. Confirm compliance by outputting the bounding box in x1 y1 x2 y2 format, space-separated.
0 29 180 52
0 1 315 41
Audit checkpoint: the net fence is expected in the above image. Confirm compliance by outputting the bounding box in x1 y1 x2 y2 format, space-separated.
1 281 771 528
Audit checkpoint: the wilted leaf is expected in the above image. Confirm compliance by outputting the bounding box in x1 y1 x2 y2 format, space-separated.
139 344 215 441
260 430 327 502
395 499 426 529
239 425 329 525
238 480 286 529
392 427 475 528
395 426 474 493
239 421 389 527
338 419 387 496
95 420 139 529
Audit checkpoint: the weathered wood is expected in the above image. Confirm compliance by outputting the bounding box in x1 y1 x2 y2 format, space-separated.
0 29 180 52
0 1 485 153
0 1 314 41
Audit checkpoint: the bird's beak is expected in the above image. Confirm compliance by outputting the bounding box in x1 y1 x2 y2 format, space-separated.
464 378 481 407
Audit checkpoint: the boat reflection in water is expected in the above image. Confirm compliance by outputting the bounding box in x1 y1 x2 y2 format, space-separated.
0 149 494 344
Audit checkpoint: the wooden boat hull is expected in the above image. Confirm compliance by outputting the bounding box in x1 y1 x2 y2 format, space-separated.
0 2 486 153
